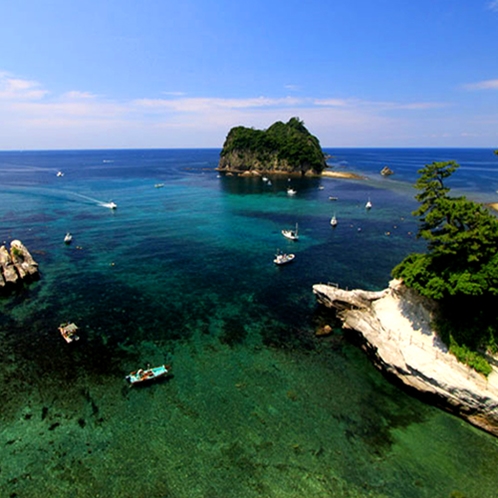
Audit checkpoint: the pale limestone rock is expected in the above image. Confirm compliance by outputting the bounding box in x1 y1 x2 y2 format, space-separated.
313 279 498 437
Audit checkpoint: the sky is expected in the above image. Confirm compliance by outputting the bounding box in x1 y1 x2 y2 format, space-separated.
0 0 497 150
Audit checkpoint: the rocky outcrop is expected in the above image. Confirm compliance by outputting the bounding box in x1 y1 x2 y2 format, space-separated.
380 166 394 176
0 240 39 291
313 279 498 437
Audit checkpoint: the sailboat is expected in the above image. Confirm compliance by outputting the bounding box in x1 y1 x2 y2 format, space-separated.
282 223 299 241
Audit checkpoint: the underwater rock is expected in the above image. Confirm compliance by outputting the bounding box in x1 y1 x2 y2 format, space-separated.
313 279 498 437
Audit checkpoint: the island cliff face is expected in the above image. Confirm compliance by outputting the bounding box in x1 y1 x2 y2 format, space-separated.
0 240 39 291
313 279 498 437
217 117 327 176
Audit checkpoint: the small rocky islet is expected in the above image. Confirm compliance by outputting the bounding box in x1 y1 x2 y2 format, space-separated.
0 240 39 291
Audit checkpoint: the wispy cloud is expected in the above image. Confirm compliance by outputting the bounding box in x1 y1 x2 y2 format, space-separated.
488 1 498 12
0 72 48 101
463 79 498 90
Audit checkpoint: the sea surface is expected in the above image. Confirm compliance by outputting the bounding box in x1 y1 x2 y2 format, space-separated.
1 148 498 497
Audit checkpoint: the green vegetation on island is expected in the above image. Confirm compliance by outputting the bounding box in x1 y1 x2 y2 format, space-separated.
392 158 498 375
218 117 327 175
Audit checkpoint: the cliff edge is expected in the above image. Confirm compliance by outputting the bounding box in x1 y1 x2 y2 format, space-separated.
0 240 39 291
313 279 498 436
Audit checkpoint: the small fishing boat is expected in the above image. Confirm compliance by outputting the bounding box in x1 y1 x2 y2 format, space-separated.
126 365 170 385
59 322 80 343
64 232 73 244
274 251 295 265
330 215 338 227
282 223 299 241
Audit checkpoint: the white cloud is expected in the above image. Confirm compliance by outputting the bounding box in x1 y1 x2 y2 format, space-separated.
0 72 48 101
463 79 498 90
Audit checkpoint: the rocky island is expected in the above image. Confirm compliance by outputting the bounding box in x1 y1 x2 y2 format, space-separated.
217 117 327 176
313 280 498 437
0 240 39 291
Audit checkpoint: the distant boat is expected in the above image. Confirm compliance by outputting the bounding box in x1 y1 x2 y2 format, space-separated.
64 232 73 244
56 171 64 177
365 199 372 209
103 201 117 209
329 196 338 201
274 251 295 265
59 322 80 343
126 365 170 385
330 215 338 227
282 223 299 241
154 183 164 188
287 187 297 196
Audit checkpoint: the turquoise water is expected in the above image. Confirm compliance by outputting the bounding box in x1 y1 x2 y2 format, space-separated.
1 148 498 497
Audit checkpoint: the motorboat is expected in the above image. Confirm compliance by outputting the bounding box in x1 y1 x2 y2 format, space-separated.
104 201 117 209
126 365 170 385
329 196 338 201
330 215 338 227
282 223 299 241
154 183 164 188
58 322 80 343
274 252 295 265
64 232 73 244
287 187 297 196
56 171 64 177
365 199 372 209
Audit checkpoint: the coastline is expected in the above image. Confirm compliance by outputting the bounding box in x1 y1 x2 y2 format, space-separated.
313 279 498 437
215 167 365 180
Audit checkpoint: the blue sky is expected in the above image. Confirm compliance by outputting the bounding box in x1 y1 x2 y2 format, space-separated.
1 0 497 149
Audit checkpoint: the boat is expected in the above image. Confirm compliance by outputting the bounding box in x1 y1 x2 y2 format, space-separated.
282 223 299 241
329 196 338 201
330 215 338 227
104 201 117 209
287 187 297 196
64 232 73 244
274 251 295 265
154 183 164 188
58 322 80 343
56 171 64 177
365 199 372 209
126 364 170 385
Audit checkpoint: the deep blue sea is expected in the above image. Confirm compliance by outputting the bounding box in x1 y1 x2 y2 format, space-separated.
1 148 498 497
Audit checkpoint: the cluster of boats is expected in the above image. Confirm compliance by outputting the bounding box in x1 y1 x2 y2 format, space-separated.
275 194 373 265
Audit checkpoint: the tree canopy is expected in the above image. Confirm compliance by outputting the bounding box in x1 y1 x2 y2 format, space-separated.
392 159 498 373
219 117 326 174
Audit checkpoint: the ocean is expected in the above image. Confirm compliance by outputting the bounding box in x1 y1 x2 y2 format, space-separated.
1 148 498 497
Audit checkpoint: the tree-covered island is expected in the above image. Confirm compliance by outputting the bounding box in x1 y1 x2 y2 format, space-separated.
217 117 327 175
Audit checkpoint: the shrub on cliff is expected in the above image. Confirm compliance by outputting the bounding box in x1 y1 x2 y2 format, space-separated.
219 117 326 174
392 158 498 373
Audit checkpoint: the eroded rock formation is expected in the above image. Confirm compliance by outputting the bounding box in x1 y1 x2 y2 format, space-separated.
313 279 498 437
0 240 39 291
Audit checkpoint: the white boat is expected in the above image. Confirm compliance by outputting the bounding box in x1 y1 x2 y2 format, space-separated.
365 199 372 209
282 223 299 241
64 232 73 244
103 201 117 209
287 187 297 196
154 183 164 188
330 215 337 227
329 196 338 201
56 171 64 177
58 322 80 343
274 252 295 265
126 365 170 385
